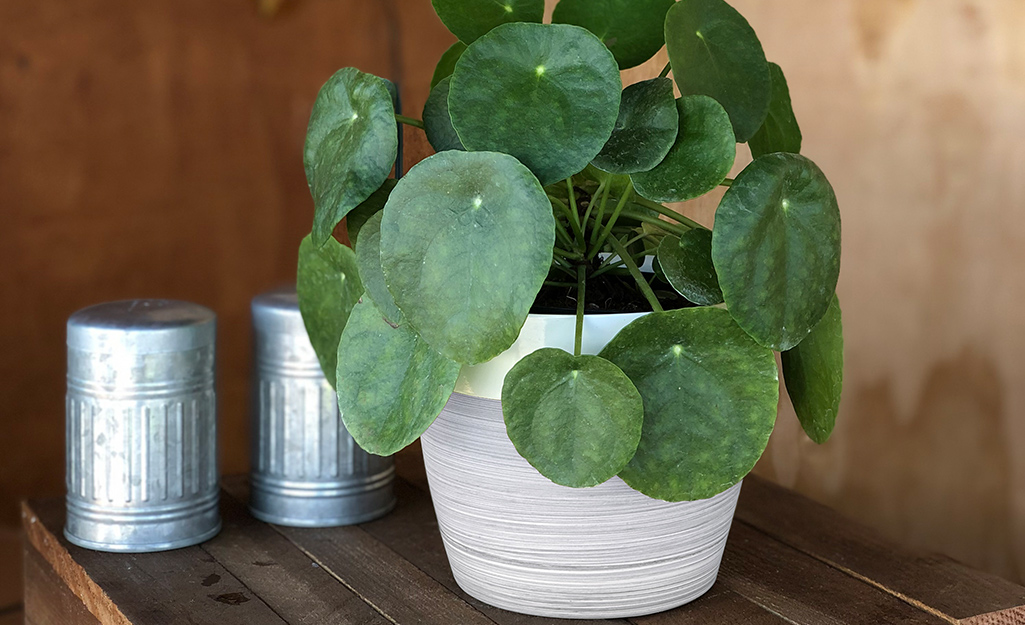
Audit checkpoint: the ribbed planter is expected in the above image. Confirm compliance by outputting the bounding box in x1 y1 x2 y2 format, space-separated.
420 312 743 619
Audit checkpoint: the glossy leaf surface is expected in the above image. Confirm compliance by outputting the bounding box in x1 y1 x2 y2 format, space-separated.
346 179 396 246
657 229 723 305
552 0 676 69
782 294 843 444
353 212 403 324
591 78 678 175
423 77 465 153
431 0 544 43
749 62 802 158
430 41 467 89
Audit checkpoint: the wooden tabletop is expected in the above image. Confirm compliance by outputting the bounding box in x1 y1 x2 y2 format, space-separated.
21 458 1025 625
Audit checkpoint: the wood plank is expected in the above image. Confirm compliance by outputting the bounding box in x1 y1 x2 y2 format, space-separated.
633 587 789 625
0 611 23 625
736 477 1025 624
720 521 949 625
219 480 497 625
23 546 98 625
23 499 287 625
201 487 388 625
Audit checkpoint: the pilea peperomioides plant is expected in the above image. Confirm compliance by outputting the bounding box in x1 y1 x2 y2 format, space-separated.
297 0 844 502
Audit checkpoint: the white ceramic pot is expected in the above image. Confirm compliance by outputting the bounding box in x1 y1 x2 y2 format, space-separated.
421 312 743 619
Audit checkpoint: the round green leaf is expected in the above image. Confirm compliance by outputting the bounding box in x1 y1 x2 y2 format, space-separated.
782 294 843 444
336 299 461 456
600 307 779 501
431 0 544 43
297 234 364 388
749 62 802 159
380 151 554 365
665 0 770 143
304 68 398 246
448 22 622 185
431 41 467 89
423 77 465 153
712 153 841 351
502 349 644 488
631 96 736 202
591 78 679 175
657 229 723 305
354 212 403 324
552 0 676 69
346 179 396 246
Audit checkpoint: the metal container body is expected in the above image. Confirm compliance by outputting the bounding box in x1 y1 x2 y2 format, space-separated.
249 287 395 527
65 300 220 552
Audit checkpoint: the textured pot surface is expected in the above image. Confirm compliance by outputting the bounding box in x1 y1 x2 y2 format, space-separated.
422 313 743 619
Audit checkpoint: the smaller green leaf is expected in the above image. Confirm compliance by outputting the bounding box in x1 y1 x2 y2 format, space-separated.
336 299 461 456
631 95 736 203
502 349 644 488
346 179 396 246
431 0 544 43
304 68 398 246
592 78 679 175
296 234 364 387
552 0 676 69
782 294 843 444
749 62 802 158
657 229 723 305
354 212 403 324
423 77 464 153
431 41 468 89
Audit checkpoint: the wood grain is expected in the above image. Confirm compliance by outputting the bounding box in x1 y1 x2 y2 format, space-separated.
23 547 97 625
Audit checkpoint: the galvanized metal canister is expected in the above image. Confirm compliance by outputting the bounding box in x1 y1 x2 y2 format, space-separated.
249 287 395 527
65 300 221 552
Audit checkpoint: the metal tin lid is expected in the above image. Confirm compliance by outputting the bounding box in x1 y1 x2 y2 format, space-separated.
67 300 216 354
251 286 305 337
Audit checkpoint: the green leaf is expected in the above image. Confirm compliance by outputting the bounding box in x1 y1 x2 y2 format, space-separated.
431 41 467 89
296 234 364 388
552 0 676 69
712 153 841 351
448 23 622 185
380 151 554 365
336 299 461 456
353 212 403 324
749 62 802 158
665 0 770 143
304 68 398 246
431 0 544 43
422 77 465 153
631 95 736 202
502 349 644 488
600 307 779 501
591 78 679 175
346 179 396 246
782 294 843 444
657 229 723 305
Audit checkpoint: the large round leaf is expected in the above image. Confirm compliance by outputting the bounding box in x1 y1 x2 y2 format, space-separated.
423 77 464 153
502 349 644 488
665 0 770 143
448 23 621 185
336 299 461 456
296 234 364 387
430 41 467 89
712 153 841 351
591 78 678 175
657 228 723 305
631 95 736 202
353 212 403 324
782 294 843 444
749 62 803 159
304 68 398 246
552 0 676 69
431 0 544 43
600 307 779 501
380 151 554 365
346 179 396 246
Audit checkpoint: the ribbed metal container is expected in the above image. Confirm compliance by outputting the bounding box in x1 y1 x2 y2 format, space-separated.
248 287 395 527
65 299 221 552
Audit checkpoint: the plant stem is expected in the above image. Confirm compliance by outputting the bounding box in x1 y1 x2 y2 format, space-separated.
720 177 734 187
574 264 586 357
394 114 424 129
566 178 579 233
659 62 672 78
554 217 575 249
632 196 706 230
607 235 664 313
581 179 604 236
590 181 612 245
589 261 626 279
553 247 583 260
550 196 586 247
544 280 577 288
619 209 690 237
588 179 635 260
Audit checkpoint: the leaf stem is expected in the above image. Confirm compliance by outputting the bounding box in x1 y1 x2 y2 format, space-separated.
545 280 577 288
631 196 706 230
619 209 690 237
553 247 583 260
574 264 586 357
394 114 424 129
590 180 612 245
720 177 734 187
554 217 575 249
588 179 635 260
580 179 605 237
607 235 664 313
659 62 672 78
550 196 586 246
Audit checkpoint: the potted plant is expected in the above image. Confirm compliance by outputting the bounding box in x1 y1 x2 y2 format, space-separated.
296 0 843 618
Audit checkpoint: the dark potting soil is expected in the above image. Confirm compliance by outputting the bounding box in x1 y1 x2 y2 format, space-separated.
531 273 692 316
